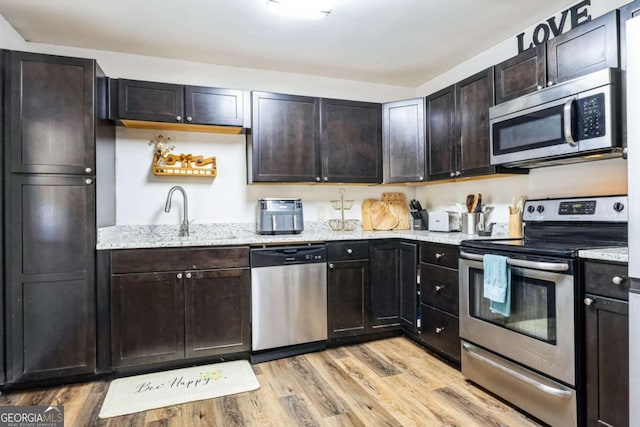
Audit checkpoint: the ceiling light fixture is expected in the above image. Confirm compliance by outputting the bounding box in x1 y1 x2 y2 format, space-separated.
266 0 334 20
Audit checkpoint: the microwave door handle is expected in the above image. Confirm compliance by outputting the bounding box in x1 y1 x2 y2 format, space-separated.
563 97 578 147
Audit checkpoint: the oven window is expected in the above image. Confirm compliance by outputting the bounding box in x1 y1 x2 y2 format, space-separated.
468 268 557 344
492 105 565 155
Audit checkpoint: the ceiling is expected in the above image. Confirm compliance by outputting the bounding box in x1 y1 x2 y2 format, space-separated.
0 0 579 87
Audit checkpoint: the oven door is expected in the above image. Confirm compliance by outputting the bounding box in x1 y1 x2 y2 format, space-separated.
459 251 575 386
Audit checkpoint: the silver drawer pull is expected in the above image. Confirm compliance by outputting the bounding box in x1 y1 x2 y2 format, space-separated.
435 252 444 259
435 285 444 292
435 327 444 334
584 297 595 306
177 273 183 279
612 276 626 285
185 272 192 279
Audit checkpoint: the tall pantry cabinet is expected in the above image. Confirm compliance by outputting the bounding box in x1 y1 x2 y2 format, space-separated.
3 51 114 384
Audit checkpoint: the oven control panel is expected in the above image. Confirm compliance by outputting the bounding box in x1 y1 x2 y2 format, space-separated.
523 196 628 222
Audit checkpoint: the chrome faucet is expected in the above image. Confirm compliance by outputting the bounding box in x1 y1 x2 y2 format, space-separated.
164 186 190 237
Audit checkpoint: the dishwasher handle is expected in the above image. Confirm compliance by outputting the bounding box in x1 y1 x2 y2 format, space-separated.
250 245 327 267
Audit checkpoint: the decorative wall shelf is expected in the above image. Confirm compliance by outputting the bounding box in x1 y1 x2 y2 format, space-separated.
152 153 217 177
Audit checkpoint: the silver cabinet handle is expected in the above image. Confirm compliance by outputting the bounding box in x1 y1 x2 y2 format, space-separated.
186 116 193 122
537 85 543 90
612 276 626 285
449 172 455 177
185 272 192 279
176 115 182 121
435 327 444 334
455 171 462 176
435 252 444 259
419 176 424 180
323 177 328 182
328 263 334 269
177 273 183 279
584 297 595 306
462 342 572 398
563 97 577 147
85 178 93 185
85 167 92 173
316 177 321 182
548 81 555 86
435 285 444 292
346 248 353 255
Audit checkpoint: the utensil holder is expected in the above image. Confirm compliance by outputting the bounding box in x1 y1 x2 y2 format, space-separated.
509 213 523 237
462 213 481 235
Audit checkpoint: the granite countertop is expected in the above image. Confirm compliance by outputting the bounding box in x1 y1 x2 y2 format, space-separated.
578 247 629 263
96 221 504 250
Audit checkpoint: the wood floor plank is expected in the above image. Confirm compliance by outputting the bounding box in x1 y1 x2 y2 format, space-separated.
4 338 541 427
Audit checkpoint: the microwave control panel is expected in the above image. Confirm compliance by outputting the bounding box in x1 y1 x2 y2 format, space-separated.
577 93 605 140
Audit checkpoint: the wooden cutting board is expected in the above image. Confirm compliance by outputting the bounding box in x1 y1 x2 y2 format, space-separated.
388 200 410 230
361 199 377 231
370 201 399 230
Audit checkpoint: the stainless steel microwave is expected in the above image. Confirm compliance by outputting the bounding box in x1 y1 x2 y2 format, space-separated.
490 68 622 167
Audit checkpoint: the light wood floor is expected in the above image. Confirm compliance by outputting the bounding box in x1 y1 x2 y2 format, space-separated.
0 337 540 426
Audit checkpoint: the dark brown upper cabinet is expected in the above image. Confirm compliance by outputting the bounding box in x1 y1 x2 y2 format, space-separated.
547 10 619 86
382 98 426 183
116 79 244 127
426 68 496 180
494 45 547 104
6 51 96 175
321 98 382 183
249 91 321 182
249 92 382 183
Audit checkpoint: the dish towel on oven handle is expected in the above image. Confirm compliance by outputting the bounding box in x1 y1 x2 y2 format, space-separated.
482 254 511 317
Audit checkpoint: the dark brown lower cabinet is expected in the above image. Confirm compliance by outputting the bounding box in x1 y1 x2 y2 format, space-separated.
185 268 250 358
5 175 96 383
327 259 370 338
583 260 629 427
109 247 251 369
111 272 185 367
370 241 417 331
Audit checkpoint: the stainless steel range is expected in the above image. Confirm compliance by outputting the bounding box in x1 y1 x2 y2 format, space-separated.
459 195 627 427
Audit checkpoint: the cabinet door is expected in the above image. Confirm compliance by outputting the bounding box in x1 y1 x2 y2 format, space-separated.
6 175 96 382
426 86 456 180
321 98 382 183
6 51 95 174
111 272 185 367
327 260 370 338
456 68 495 177
494 45 546 104
585 294 628 427
250 91 321 182
547 11 619 85
184 86 243 126
398 242 418 332
118 79 184 123
382 98 426 183
184 268 250 358
369 242 401 329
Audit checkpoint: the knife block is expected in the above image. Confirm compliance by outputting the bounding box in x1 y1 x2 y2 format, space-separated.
411 210 429 230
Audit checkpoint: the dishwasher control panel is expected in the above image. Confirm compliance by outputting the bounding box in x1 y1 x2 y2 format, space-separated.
250 245 326 267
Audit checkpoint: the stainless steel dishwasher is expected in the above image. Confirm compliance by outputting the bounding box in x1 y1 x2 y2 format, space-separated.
250 245 327 360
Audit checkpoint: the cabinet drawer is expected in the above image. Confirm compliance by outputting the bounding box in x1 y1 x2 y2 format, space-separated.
420 304 460 363
112 247 250 273
584 261 629 300
420 243 458 269
421 265 459 314
327 241 369 261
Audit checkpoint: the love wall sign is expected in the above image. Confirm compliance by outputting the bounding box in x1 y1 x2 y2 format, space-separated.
516 0 591 53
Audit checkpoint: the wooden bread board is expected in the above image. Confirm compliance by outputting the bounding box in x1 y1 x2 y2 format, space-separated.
361 199 377 231
370 201 399 230
388 200 410 230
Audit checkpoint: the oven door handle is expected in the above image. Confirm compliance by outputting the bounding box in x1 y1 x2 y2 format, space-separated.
462 343 573 399
459 251 569 272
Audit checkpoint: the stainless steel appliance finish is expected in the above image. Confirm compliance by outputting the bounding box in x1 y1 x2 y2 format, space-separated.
251 245 327 352
459 195 628 427
490 68 620 167
459 251 576 385
627 16 640 427
257 198 304 235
